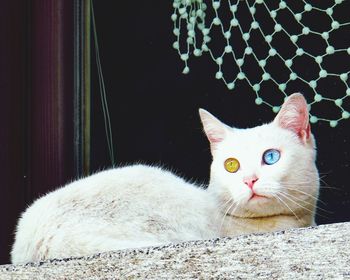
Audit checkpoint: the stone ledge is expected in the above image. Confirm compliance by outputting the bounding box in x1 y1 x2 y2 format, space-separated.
1 222 350 279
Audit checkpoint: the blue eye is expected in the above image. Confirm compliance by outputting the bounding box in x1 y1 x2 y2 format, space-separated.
263 149 280 165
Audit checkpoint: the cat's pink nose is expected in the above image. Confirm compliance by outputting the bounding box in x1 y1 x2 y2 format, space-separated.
243 176 259 189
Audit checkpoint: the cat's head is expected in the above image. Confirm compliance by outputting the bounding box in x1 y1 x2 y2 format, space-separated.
199 93 319 220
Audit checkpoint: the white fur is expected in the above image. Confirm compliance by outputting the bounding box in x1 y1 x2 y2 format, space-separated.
11 93 319 264
11 165 219 264
201 93 319 235
207 122 318 235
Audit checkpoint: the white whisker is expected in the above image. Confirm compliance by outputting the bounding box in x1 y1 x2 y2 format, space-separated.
279 190 332 214
282 187 326 205
278 192 330 219
261 183 327 206
277 192 315 216
215 197 234 221
271 193 301 223
219 200 236 234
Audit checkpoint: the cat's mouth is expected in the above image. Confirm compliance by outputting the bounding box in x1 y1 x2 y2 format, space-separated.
248 193 268 201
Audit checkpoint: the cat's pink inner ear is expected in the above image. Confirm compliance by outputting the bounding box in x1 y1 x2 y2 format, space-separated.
199 109 227 146
275 93 311 141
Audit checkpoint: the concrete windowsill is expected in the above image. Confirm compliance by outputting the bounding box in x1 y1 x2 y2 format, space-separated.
1 222 349 279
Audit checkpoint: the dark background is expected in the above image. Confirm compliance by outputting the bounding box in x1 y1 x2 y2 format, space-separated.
91 0 350 227
0 0 75 264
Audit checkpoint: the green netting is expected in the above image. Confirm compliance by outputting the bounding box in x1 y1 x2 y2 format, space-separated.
171 0 350 127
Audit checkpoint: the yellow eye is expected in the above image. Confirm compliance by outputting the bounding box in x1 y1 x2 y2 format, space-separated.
224 158 240 173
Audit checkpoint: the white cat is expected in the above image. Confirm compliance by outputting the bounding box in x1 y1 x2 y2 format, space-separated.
11 93 319 264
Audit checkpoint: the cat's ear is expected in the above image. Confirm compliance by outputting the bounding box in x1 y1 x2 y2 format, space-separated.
274 93 311 142
199 109 229 151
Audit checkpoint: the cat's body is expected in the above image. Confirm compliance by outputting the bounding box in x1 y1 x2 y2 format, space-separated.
11 165 220 263
11 93 319 264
